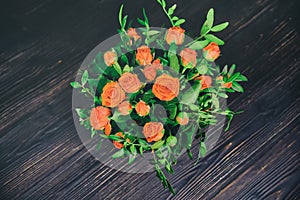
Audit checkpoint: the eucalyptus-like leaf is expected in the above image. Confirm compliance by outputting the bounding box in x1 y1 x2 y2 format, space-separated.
174 19 185 26
81 70 89 86
232 81 244 93
70 82 81 89
206 8 214 29
211 22 229 32
112 149 125 158
152 140 165 149
204 34 224 45
189 40 209 50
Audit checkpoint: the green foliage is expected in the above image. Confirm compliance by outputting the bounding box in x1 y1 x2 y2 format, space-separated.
156 0 185 27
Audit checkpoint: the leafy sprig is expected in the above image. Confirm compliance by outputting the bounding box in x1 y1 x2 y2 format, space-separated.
156 0 185 27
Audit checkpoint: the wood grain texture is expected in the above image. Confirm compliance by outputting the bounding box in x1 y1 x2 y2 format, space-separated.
0 0 299 199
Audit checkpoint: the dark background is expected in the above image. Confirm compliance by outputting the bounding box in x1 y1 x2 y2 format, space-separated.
0 0 299 199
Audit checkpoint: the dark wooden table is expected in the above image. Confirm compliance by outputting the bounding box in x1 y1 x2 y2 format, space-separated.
1 0 299 199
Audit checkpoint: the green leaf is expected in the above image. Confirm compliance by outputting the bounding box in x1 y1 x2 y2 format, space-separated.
222 65 228 74
228 72 240 82
218 92 228 98
204 34 224 45
168 4 176 15
228 64 236 76
151 140 165 150
196 64 208 74
130 145 137 155
70 82 81 89
91 129 97 138
236 74 248 82
189 40 209 50
75 108 87 118
119 4 124 27
81 70 89 86
172 16 179 21
200 142 207 157
206 8 214 29
166 136 177 147
137 18 145 26
211 22 229 32
167 104 177 120
148 30 160 36
180 82 201 105
112 149 125 158
174 19 185 26
232 82 244 93
128 154 136 165
161 0 166 8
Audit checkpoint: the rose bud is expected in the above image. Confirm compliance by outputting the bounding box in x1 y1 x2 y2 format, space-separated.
103 51 117 66
135 100 150 117
118 101 133 115
127 28 141 42
203 42 220 61
118 72 142 93
90 106 111 130
143 59 163 81
101 82 126 108
136 45 153 65
165 26 185 45
176 112 189 126
217 76 232 88
152 74 180 101
113 132 125 149
104 122 112 136
195 75 212 90
180 48 197 68
143 122 165 142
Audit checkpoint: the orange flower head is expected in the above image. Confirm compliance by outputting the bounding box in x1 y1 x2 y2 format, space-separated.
143 122 165 142
217 75 232 88
89 106 111 130
101 82 126 108
118 101 132 115
180 48 197 68
127 28 141 42
152 74 180 101
136 45 153 66
103 51 117 66
135 100 150 117
195 75 213 90
143 59 163 81
113 132 124 149
176 112 189 125
118 72 142 93
165 26 185 45
104 122 112 136
203 42 220 61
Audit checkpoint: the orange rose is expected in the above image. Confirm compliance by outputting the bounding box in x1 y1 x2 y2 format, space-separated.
90 106 111 130
101 82 126 107
143 122 165 142
165 26 185 45
118 101 132 115
195 75 212 90
118 72 142 93
136 45 153 65
180 48 197 68
135 100 150 116
104 122 112 136
152 74 180 101
176 112 189 125
127 28 141 42
203 42 220 61
113 132 124 149
143 59 163 81
104 51 117 66
217 76 232 88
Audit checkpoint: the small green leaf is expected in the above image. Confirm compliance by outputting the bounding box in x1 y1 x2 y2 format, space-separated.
228 72 240 82
174 19 185 26
112 149 125 158
161 0 166 8
119 4 124 27
189 40 209 50
204 34 224 45
172 16 179 21
211 22 229 32
236 74 248 82
137 18 146 26
206 8 214 29
151 140 165 150
75 108 87 118
70 82 81 88
218 92 228 98
232 82 244 93
196 64 208 74
130 145 137 155
81 70 89 85
200 142 207 157
228 64 236 76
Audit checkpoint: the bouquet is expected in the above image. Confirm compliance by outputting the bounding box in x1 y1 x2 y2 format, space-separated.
71 0 247 194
